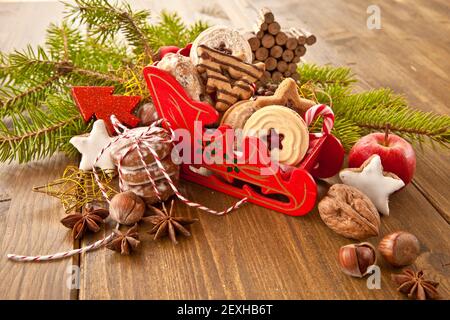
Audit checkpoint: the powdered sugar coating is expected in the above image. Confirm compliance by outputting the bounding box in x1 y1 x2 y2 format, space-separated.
157 53 205 101
190 25 253 65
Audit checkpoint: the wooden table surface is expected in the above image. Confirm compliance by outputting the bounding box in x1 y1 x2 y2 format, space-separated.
0 0 449 300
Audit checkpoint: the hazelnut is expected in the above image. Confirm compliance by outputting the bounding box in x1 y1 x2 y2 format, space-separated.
318 184 380 240
109 191 145 225
339 242 377 278
378 231 420 267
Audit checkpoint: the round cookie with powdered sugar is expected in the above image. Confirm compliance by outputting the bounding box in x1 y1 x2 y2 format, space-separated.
190 25 253 65
157 53 205 101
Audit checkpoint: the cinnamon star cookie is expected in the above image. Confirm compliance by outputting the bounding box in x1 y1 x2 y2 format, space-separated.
339 155 405 216
70 119 115 171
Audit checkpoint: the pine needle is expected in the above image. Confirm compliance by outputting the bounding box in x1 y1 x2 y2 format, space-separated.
0 0 448 164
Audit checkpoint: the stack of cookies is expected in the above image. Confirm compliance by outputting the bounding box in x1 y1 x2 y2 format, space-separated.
245 8 316 85
109 127 180 206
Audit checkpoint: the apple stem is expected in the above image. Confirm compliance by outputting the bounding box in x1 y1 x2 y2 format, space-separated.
384 123 391 146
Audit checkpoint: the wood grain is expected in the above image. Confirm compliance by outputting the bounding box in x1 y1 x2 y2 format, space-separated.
80 180 450 299
0 0 449 300
252 0 450 221
0 155 75 299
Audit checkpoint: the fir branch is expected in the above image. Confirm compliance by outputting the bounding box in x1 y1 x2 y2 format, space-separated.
46 22 83 61
0 60 122 117
147 11 209 50
65 0 153 59
298 63 355 87
71 66 124 83
331 88 450 146
0 74 62 111
331 118 364 151
0 95 87 163
0 43 126 116
2 45 58 84
186 20 210 42
1 115 80 144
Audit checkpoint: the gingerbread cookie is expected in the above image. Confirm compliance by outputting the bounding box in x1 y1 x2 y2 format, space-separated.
255 78 317 115
196 45 265 111
109 127 172 168
339 155 405 216
157 53 205 101
243 105 310 166
119 156 179 185
190 25 253 65
109 126 180 206
137 102 160 126
125 173 180 206
253 78 315 114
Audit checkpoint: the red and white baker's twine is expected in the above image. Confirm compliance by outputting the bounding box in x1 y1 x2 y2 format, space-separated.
102 115 248 216
304 104 335 137
7 234 115 262
7 106 332 262
7 116 247 262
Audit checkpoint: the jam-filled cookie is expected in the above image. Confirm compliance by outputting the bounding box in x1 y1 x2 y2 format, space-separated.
243 105 310 166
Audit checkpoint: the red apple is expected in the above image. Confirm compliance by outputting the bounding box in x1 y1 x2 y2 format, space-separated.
348 132 416 185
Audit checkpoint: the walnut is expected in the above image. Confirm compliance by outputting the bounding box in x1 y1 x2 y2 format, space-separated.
318 184 380 240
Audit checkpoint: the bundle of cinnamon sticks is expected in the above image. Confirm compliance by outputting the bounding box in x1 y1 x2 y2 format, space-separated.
245 8 316 86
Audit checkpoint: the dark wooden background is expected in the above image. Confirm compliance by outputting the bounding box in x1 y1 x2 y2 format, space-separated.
0 0 449 299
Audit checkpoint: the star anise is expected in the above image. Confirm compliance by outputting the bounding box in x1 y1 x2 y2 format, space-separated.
61 206 109 239
106 224 140 255
391 269 440 300
145 201 198 244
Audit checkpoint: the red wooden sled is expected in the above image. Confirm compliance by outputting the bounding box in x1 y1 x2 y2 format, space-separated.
143 61 344 216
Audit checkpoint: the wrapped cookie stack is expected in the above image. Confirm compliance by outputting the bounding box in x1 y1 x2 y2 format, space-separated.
245 8 316 85
108 127 179 206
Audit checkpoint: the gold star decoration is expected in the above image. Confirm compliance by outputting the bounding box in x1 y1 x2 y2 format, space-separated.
33 166 117 213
